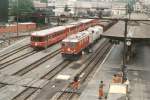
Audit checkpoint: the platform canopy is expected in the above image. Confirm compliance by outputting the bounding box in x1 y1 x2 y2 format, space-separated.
101 21 150 41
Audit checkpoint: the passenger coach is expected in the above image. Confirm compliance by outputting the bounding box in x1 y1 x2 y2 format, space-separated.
31 26 66 48
30 19 99 48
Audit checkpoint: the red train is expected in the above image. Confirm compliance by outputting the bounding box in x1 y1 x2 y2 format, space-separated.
61 20 116 59
31 19 98 48
61 26 102 59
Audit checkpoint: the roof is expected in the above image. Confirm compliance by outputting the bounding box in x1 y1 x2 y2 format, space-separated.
62 31 89 42
101 21 150 41
94 26 103 30
88 26 103 32
69 21 82 25
31 26 66 36
33 1 47 8
65 24 76 28
19 22 36 25
79 19 93 23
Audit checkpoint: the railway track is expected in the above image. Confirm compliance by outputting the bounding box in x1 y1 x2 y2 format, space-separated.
56 40 112 100
12 87 38 100
0 50 37 69
13 49 61 76
11 39 112 100
12 54 74 100
69 44 112 100
41 61 72 80
0 44 30 61
0 83 6 88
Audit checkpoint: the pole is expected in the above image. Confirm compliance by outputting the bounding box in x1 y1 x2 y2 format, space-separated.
16 0 19 36
122 19 128 83
46 0 49 51
47 0 49 25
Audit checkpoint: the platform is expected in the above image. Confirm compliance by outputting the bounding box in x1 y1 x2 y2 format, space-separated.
80 42 150 100
101 13 150 41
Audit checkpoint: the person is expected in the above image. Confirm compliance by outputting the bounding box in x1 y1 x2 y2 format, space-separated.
99 81 104 99
112 74 121 83
71 75 80 91
112 74 118 83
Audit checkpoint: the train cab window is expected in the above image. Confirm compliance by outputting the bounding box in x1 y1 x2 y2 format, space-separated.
52 34 55 38
31 36 46 42
61 42 65 47
63 42 76 48
71 42 76 48
57 32 60 36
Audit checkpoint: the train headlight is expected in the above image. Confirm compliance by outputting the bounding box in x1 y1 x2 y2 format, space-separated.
68 48 71 51
35 43 38 46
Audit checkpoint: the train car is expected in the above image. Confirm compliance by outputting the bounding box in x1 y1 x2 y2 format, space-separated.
61 25 103 59
31 26 66 48
99 20 116 31
69 21 83 32
79 19 95 30
65 24 77 36
31 19 99 48
61 31 90 59
92 19 99 26
87 26 103 43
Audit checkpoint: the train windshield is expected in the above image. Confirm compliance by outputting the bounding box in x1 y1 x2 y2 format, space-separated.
31 36 46 42
62 42 76 48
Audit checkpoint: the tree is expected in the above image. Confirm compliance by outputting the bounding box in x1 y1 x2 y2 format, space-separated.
64 5 70 12
0 0 8 23
40 0 47 3
9 0 35 16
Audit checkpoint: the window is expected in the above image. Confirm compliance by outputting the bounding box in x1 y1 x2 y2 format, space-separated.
62 42 76 48
61 42 65 47
31 36 46 42
52 31 63 38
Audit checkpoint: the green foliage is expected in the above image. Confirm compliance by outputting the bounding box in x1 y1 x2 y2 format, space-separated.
9 0 35 16
0 0 8 22
40 0 47 3
64 5 70 12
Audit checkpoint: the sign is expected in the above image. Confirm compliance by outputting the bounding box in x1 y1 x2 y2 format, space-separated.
126 39 131 46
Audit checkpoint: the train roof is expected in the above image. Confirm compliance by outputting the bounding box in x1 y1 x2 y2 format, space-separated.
31 26 66 36
79 19 94 23
100 21 113 26
94 25 103 29
19 22 36 25
65 24 76 28
62 31 89 42
69 21 82 25
88 26 103 31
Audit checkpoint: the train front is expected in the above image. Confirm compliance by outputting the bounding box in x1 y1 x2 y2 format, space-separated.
61 35 80 59
30 31 47 48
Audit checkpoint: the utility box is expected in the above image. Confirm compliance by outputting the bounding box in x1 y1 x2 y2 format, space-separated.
107 83 129 100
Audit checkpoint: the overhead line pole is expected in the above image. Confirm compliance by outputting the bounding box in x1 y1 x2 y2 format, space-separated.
16 0 19 37
122 18 128 83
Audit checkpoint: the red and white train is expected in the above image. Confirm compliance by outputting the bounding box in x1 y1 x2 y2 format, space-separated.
61 20 116 59
61 25 103 59
30 19 98 48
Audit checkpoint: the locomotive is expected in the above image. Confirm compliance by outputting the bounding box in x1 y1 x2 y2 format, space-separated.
61 25 103 59
30 19 98 48
61 20 116 59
